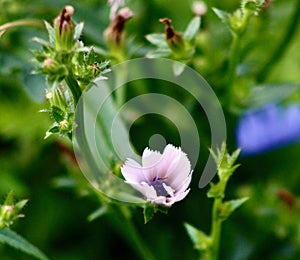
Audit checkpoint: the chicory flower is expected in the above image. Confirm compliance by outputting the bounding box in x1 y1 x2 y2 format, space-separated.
236 103 300 155
121 144 192 207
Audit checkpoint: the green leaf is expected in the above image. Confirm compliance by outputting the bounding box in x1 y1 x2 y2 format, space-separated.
183 16 201 42
145 34 168 48
0 228 49 260
3 191 14 205
207 182 225 199
146 48 171 58
173 62 186 77
51 106 65 122
74 22 84 41
212 8 231 27
31 37 50 47
143 203 155 224
245 83 299 109
14 200 28 212
44 21 55 46
184 223 210 251
87 205 108 222
219 197 248 221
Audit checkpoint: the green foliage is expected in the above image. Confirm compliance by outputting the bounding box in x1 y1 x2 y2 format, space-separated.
184 223 211 252
143 203 169 224
218 197 249 221
0 228 49 260
1 0 300 259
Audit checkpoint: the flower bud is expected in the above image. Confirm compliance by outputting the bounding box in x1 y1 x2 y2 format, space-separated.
104 7 134 48
159 18 193 59
54 5 75 51
0 192 27 229
192 1 207 17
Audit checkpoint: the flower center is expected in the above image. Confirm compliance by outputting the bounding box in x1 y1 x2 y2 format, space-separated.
149 177 169 197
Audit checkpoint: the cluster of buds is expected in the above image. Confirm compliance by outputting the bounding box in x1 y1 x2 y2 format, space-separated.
213 0 265 36
42 86 74 139
0 192 28 229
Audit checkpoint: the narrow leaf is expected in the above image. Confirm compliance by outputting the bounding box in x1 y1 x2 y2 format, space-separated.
219 197 249 221
74 22 84 41
184 17 201 42
146 48 171 58
87 205 108 222
212 8 231 27
44 21 55 46
246 83 299 109
184 223 210 251
0 228 49 260
173 62 186 77
145 34 168 48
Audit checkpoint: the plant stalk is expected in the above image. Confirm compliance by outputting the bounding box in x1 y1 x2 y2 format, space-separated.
209 198 222 260
256 0 300 83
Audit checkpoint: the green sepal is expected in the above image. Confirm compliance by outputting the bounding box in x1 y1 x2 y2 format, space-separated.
74 22 84 41
156 205 169 215
184 223 211 252
183 16 201 42
173 61 186 76
146 48 171 58
218 197 249 221
212 8 231 28
44 21 55 46
143 203 156 224
145 33 168 48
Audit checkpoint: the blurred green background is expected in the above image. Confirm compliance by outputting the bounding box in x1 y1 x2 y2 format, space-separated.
1 0 300 259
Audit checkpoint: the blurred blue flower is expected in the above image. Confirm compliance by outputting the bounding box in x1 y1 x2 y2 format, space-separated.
236 103 300 155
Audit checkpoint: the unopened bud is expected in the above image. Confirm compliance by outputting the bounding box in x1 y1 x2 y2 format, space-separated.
54 5 75 51
105 7 134 47
43 58 55 67
192 1 207 17
45 91 53 99
59 120 69 131
159 18 188 58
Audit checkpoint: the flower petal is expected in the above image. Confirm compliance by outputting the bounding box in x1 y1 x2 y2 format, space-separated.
141 182 157 199
173 189 190 202
121 159 145 183
165 150 191 190
176 173 192 193
141 148 163 182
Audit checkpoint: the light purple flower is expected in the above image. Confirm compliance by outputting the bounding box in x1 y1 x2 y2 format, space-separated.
121 144 192 207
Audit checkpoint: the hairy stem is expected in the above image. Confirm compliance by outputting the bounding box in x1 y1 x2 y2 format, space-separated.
0 19 43 34
210 198 222 260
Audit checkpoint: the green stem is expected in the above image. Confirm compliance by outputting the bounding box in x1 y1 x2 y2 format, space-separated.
209 198 222 260
226 33 240 107
65 71 82 106
0 19 43 34
110 205 156 260
256 0 300 83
